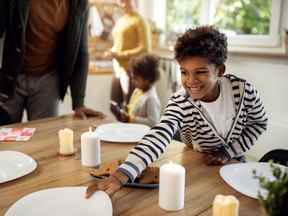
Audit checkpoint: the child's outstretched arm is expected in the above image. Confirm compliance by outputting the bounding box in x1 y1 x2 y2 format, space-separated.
86 99 175 198
117 99 183 181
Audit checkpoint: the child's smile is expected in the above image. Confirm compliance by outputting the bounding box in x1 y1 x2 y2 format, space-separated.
179 56 224 102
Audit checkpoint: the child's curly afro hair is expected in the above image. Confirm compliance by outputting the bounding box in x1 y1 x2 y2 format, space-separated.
129 54 160 84
174 26 227 66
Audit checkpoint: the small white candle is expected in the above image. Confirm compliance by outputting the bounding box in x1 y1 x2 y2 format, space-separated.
213 195 239 216
58 128 74 155
159 161 186 211
81 128 101 167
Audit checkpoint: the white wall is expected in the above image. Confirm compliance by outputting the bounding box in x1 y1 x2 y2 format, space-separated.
59 74 114 118
227 54 288 160
283 0 288 30
138 0 166 29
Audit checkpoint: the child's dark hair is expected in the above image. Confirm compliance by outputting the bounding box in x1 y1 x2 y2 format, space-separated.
174 26 227 66
129 54 160 84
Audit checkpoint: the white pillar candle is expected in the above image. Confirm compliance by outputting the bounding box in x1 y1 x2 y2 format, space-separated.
81 128 101 167
159 161 185 211
213 195 239 216
58 128 74 155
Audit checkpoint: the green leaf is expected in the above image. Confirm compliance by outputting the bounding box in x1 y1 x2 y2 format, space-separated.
253 162 288 216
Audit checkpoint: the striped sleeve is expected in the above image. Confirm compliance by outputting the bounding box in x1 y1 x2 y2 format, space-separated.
227 82 268 157
118 98 183 181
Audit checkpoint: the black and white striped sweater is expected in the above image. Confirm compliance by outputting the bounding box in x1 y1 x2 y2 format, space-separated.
119 74 268 181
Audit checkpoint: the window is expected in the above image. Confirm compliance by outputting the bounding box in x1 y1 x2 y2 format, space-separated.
148 0 283 48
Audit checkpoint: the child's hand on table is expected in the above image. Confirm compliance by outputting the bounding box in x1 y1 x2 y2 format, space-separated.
86 170 129 198
203 151 231 165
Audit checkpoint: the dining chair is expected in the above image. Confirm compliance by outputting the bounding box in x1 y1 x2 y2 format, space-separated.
259 149 288 166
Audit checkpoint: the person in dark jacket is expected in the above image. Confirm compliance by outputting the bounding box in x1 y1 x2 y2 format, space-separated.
0 0 103 125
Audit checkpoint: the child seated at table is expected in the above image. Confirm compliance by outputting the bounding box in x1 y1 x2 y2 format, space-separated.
111 54 161 127
86 26 268 197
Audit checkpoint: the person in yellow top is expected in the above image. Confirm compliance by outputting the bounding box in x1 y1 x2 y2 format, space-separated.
105 0 151 118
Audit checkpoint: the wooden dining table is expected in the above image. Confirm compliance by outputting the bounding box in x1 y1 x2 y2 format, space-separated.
0 115 261 216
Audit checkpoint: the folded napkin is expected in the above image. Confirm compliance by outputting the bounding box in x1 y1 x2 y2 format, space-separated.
90 160 159 186
0 128 36 141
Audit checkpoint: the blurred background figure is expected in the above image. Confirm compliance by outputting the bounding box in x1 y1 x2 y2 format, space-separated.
88 4 104 37
111 54 161 127
105 0 152 117
0 0 103 126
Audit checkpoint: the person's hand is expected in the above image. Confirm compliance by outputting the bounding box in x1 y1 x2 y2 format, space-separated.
203 151 230 166
104 51 113 59
86 176 121 198
104 51 118 59
86 170 129 198
74 106 105 120
110 101 122 120
110 101 129 122
119 111 129 122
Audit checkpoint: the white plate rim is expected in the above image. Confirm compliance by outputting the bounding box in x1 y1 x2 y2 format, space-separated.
4 186 113 216
0 150 37 184
219 162 273 199
95 122 150 143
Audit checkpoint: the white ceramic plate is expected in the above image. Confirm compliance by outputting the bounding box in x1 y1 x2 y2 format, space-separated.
220 162 286 199
95 123 150 143
0 151 37 184
5 187 113 216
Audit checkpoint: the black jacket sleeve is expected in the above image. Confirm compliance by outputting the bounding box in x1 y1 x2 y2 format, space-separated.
70 9 89 110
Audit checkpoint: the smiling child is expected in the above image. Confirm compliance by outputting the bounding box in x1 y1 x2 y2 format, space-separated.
86 26 268 197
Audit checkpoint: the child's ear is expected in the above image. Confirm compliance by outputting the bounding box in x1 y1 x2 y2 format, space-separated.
217 64 226 77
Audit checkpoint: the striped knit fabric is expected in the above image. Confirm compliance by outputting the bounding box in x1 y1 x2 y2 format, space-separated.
118 74 268 181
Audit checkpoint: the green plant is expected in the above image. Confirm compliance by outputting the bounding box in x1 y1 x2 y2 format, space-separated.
253 163 288 216
166 0 271 35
